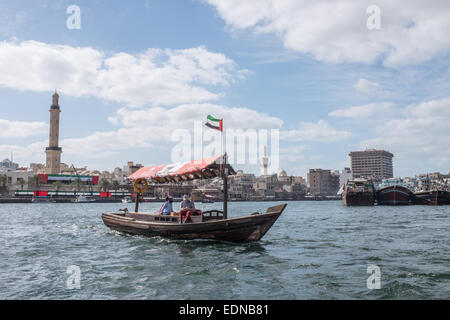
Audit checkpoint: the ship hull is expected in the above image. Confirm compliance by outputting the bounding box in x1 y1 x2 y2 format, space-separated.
342 180 375 206
343 192 374 206
414 190 449 206
377 185 413 206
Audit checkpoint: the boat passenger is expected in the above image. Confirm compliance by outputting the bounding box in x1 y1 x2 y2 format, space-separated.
180 194 195 210
160 196 173 215
179 195 201 223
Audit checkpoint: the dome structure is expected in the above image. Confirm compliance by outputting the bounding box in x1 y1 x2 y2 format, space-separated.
277 169 287 178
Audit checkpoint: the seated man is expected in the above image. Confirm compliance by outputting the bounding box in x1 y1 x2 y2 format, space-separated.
179 195 201 223
159 196 173 216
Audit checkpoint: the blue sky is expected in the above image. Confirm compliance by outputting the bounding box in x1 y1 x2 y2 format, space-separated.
1 0 449 177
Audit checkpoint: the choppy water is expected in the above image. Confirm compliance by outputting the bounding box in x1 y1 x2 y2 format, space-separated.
0 201 448 299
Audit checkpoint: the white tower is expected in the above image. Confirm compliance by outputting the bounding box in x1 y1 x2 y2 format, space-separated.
262 145 269 176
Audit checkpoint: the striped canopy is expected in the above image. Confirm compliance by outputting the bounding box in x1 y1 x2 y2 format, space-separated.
128 155 235 184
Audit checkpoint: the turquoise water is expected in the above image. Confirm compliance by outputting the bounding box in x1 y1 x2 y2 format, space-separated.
0 201 448 299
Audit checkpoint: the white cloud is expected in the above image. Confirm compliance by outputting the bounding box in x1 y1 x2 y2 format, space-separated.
0 140 47 164
329 102 394 119
279 145 309 162
359 97 450 169
111 103 283 130
0 119 48 138
354 78 382 94
403 97 450 118
0 40 243 107
62 103 284 159
207 0 450 66
281 120 351 142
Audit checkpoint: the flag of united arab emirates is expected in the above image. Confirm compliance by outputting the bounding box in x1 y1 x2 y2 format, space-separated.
205 115 223 132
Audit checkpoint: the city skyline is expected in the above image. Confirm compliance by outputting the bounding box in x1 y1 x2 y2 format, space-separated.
0 1 449 177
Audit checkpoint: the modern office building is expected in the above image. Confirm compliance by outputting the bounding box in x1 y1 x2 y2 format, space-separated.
349 149 393 179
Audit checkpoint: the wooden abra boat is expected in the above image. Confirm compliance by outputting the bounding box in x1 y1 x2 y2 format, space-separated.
102 155 287 243
102 204 286 243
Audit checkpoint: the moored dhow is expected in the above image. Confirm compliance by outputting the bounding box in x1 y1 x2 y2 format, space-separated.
342 179 375 206
101 155 287 243
376 178 414 206
413 177 450 205
414 189 449 206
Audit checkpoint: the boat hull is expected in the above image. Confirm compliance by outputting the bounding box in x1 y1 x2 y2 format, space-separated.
342 180 375 206
343 192 374 206
102 204 287 243
414 190 449 206
377 185 413 206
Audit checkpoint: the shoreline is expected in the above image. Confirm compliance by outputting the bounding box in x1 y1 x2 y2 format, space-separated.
0 197 341 204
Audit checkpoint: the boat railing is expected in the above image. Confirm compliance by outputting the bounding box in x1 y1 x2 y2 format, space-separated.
202 210 224 221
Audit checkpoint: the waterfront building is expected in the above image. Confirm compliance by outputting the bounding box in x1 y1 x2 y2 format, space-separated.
36 173 99 187
277 169 290 183
228 170 256 200
1 169 33 190
307 169 340 196
123 161 144 177
253 180 275 200
45 92 62 174
154 184 193 199
349 149 393 179
192 186 222 201
29 163 46 173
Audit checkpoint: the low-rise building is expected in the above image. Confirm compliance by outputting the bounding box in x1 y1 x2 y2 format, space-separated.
307 169 340 196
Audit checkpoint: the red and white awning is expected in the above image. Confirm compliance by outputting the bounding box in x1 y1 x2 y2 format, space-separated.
128 155 235 184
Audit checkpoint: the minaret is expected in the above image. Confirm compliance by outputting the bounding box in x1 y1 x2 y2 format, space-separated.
262 145 269 176
45 91 62 174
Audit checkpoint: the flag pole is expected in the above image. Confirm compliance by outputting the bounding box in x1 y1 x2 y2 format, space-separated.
221 119 228 219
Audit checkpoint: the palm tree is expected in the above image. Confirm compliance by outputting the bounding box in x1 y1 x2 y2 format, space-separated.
0 174 7 187
72 178 84 194
111 180 120 195
0 174 8 193
16 178 25 191
100 179 111 192
29 175 40 189
54 181 63 196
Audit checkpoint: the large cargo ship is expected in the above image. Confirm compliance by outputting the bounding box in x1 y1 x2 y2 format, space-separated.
342 179 375 206
376 178 414 205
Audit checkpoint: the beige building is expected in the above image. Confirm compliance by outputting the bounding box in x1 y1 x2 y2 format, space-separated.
45 92 62 174
307 169 340 196
123 161 144 177
0 169 33 190
349 149 393 179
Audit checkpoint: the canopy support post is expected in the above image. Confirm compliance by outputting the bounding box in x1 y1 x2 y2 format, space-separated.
135 193 140 213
